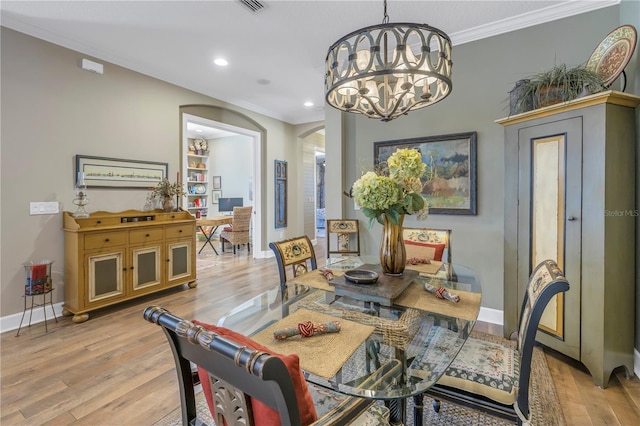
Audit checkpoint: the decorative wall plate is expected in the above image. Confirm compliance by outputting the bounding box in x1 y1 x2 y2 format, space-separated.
195 184 206 194
585 25 637 86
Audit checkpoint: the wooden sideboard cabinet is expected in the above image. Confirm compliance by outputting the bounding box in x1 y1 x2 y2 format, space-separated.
62 209 196 323
498 90 640 387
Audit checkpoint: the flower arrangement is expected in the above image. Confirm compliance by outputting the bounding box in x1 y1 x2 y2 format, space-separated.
352 148 429 227
149 178 186 200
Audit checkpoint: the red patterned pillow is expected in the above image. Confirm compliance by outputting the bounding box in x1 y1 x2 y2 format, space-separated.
192 320 318 426
223 225 233 232
404 240 446 261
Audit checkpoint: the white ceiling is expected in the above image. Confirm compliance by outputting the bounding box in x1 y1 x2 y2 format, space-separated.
1 0 618 125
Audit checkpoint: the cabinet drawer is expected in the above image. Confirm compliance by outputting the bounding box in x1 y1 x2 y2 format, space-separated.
165 224 194 239
129 228 163 244
84 231 127 250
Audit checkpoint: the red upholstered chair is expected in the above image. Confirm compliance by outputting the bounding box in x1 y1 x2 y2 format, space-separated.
143 306 398 426
403 228 452 278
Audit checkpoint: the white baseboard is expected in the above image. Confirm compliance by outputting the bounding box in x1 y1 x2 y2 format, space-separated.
478 306 503 326
1 302 65 334
635 348 640 379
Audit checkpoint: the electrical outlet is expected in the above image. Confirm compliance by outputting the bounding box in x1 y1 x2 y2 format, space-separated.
30 202 59 215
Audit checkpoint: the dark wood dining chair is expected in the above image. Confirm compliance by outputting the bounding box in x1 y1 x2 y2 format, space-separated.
143 306 399 426
269 236 318 297
326 219 360 258
424 259 570 425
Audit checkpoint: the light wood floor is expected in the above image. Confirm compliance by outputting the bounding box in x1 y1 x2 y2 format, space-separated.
2 238 639 425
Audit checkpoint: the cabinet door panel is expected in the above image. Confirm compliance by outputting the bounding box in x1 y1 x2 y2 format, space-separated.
167 240 194 283
132 246 162 292
87 251 125 305
517 117 582 359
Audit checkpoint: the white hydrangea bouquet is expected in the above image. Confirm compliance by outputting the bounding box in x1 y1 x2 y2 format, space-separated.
352 148 429 227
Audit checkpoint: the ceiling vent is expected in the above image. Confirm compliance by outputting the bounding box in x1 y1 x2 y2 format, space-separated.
237 0 265 13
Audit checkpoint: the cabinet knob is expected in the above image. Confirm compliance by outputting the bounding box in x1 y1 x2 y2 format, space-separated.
105 238 110 242
130 266 134 270
166 259 170 262
96 220 102 224
567 216 577 221
123 267 127 271
179 230 183 233
145 233 150 237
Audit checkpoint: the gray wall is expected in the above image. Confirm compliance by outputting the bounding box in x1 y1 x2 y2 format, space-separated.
0 28 306 318
326 5 640 351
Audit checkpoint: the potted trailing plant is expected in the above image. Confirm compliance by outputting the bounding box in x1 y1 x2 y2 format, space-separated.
510 64 607 114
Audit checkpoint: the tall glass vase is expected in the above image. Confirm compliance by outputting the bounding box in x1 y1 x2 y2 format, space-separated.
379 213 406 275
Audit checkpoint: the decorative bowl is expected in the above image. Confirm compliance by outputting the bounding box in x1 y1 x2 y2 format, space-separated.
344 269 379 285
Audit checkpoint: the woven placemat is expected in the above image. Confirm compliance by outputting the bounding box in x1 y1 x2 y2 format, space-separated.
288 270 342 292
251 308 375 379
394 282 481 321
406 260 443 275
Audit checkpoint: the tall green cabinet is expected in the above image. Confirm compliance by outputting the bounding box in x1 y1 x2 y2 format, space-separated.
499 91 639 388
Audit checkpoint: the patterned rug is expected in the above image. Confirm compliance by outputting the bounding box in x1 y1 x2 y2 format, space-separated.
154 332 564 426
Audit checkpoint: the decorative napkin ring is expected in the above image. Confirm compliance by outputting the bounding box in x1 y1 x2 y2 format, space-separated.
407 257 431 265
424 283 460 303
274 320 341 340
320 268 335 280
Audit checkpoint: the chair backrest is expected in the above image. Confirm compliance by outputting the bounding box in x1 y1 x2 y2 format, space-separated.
515 259 569 421
402 228 451 263
143 306 301 426
232 206 253 232
269 236 317 296
326 219 360 258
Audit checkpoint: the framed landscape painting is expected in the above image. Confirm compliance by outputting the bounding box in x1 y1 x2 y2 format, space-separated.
374 132 477 215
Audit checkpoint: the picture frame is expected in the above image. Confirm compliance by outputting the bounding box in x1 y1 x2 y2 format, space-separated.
374 132 477 215
75 155 168 189
212 176 222 189
212 190 222 204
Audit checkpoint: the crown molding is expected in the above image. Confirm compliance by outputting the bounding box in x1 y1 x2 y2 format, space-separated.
451 0 620 46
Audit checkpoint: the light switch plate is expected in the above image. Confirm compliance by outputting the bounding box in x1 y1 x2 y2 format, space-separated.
30 202 60 215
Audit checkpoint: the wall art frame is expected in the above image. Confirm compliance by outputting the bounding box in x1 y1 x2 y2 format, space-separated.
211 190 222 204
274 159 287 228
75 155 168 189
374 132 477 215
212 176 222 190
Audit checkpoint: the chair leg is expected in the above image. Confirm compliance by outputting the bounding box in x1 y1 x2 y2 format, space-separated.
233 244 236 254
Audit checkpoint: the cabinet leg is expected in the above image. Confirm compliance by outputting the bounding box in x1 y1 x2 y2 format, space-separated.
61 308 73 317
188 281 198 289
72 313 90 323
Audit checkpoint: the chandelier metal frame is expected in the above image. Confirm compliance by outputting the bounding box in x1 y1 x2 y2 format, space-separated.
324 2 453 122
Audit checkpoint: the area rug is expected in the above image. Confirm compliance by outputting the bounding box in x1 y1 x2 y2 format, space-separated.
154 333 564 426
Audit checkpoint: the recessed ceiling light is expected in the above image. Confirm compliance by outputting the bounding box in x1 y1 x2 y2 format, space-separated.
304 101 314 107
214 58 229 66
195 129 203 133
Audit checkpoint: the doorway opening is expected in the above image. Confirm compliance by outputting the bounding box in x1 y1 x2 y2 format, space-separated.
181 113 262 258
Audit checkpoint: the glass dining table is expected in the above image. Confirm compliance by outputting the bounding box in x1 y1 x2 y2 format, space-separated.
217 256 481 426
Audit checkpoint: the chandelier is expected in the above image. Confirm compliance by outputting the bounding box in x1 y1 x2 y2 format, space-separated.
324 0 452 122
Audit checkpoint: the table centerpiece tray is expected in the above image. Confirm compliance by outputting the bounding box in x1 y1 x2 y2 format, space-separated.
329 264 419 306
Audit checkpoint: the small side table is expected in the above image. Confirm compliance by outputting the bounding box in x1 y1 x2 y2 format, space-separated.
16 260 58 336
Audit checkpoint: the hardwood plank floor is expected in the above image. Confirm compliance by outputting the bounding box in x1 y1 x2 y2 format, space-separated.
2 237 639 425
